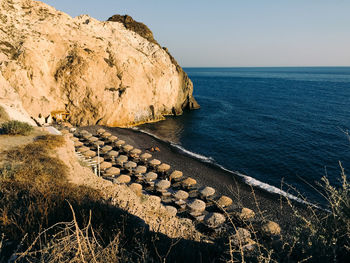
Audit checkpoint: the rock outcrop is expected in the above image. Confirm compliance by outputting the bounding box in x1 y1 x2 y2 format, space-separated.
0 0 199 127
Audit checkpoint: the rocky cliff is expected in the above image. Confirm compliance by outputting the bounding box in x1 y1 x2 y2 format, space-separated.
0 0 199 126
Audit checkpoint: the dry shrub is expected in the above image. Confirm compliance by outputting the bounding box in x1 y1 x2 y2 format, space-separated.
0 120 33 135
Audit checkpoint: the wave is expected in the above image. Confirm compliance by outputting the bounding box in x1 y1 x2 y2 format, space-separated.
132 127 320 208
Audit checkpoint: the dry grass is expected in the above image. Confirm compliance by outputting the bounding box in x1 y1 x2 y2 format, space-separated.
0 120 33 135
0 134 221 262
222 163 350 263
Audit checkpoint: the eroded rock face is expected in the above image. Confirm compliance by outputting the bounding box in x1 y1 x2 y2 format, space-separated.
0 0 199 126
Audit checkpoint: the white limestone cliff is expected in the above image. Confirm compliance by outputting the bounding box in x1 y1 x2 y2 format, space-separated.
0 0 199 126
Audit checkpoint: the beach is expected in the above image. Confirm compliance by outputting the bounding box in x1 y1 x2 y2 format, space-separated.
82 125 307 234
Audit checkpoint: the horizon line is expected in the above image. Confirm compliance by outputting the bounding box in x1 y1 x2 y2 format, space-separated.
182 65 350 68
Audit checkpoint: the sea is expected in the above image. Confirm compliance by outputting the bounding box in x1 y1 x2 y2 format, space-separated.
138 67 350 204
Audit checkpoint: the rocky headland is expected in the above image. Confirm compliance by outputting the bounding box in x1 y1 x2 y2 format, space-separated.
0 0 199 127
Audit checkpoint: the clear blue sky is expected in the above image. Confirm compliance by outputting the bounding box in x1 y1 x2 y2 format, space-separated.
41 0 350 67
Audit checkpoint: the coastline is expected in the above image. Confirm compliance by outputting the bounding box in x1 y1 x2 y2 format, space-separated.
82 125 309 234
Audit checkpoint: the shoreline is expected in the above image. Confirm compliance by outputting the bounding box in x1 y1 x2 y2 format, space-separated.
82 125 309 234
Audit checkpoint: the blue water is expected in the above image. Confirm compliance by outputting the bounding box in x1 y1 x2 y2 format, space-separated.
139 67 350 203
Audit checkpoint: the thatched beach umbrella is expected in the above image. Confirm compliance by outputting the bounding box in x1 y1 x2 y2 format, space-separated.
130 148 142 157
149 159 161 168
114 174 131 184
92 141 105 148
157 163 171 173
217 195 233 207
115 140 125 147
74 141 84 147
79 130 89 137
83 150 96 158
71 137 79 142
173 190 189 201
187 199 206 213
144 172 158 182
105 150 119 161
134 165 147 175
140 153 152 162
122 144 134 153
101 132 112 138
77 146 90 153
204 213 226 228
155 180 171 190
124 161 137 171
199 186 216 198
105 167 121 177
82 133 92 140
97 128 105 134
170 170 183 181
107 135 118 143
182 177 197 188
116 155 128 166
101 145 113 153
88 136 99 143
100 162 112 170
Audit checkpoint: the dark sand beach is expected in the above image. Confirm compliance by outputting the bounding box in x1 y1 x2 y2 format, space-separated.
82 125 309 235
